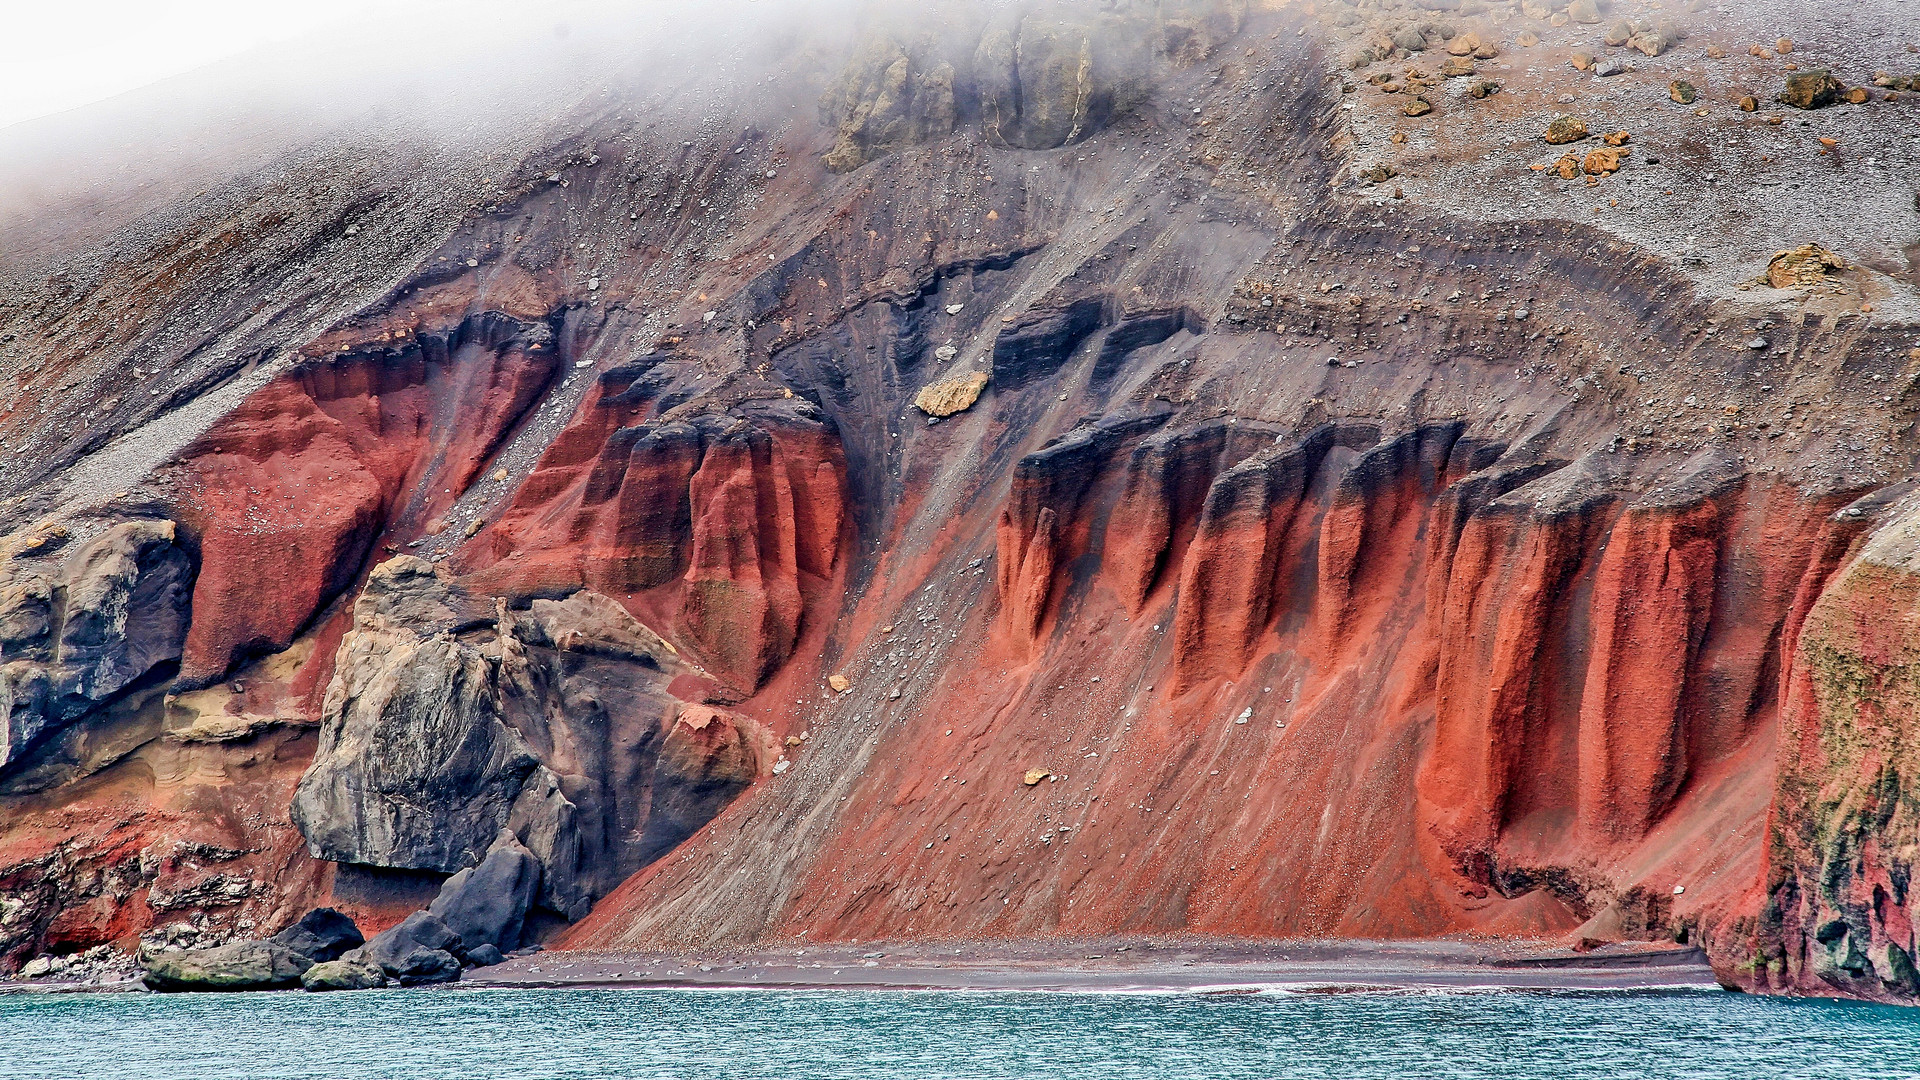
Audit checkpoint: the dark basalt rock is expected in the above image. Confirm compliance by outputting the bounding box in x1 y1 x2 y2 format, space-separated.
427 831 542 953
269 907 365 964
352 911 464 986
0 520 192 776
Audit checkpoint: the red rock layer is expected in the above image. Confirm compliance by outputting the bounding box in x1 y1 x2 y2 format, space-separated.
568 424 1870 968
464 368 847 695
167 313 560 685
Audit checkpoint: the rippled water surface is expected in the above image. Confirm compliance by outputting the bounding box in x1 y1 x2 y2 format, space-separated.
3 986 1917 1079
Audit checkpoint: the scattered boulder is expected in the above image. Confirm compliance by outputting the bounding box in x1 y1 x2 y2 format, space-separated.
1762 244 1847 288
1360 163 1398 184
1567 0 1601 24
142 940 313 992
1629 27 1676 56
353 911 464 986
1447 30 1482 56
1392 25 1429 52
301 959 388 992
269 908 364 964
913 372 990 417
1440 56 1476 77
1468 79 1502 98
1403 95 1434 116
1554 154 1583 179
428 831 542 954
1602 130 1631 146
1570 51 1595 71
1593 57 1628 77
1544 115 1589 143
465 944 507 968
1669 80 1698 104
1778 69 1843 109
1604 21 1633 46
1843 87 1870 105
1516 30 1540 47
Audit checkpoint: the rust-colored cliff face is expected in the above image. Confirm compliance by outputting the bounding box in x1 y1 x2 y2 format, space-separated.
3 0 1920 1006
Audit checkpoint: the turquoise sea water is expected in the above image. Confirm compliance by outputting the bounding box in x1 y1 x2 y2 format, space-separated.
1 986 1917 1079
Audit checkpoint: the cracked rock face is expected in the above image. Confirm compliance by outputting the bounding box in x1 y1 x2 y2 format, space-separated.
291 556 765 921
0 520 192 775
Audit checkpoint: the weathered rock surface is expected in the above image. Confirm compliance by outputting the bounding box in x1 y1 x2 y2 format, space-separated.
142 939 313 992
427 831 541 953
269 907 364 963
0 521 192 775
351 910 463 985
300 958 387 991
291 555 767 921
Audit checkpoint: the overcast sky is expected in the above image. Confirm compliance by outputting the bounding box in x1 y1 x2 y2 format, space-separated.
0 0 427 130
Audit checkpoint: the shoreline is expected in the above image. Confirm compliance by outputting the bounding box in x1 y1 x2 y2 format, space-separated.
461 937 1725 995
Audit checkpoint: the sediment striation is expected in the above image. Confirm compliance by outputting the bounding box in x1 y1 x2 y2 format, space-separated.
3 0 1920 1005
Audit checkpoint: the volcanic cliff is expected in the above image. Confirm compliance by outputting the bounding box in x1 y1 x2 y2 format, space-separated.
2 0 1919 1002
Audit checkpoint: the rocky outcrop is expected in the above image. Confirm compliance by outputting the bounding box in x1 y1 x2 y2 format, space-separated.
823 36 961 172
0 521 192 775
291 555 768 923
142 939 312 992
1754 494 1920 1001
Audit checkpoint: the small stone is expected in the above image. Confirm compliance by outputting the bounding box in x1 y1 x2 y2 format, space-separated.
772 759 791 775
1604 21 1634 46
1844 87 1870 104
1593 58 1627 77
1602 130 1631 146
1582 147 1630 175
1402 96 1433 116
1023 768 1052 786
1544 115 1589 143
1775 37 1793 55
1739 95 1759 111
1516 30 1540 47
1706 45 1726 59
1570 51 1596 71
1390 131 1409 144
1748 337 1770 350
945 304 964 315
1440 56 1476 77
1669 80 1698 104
1469 80 1501 99
1555 154 1584 179
828 674 852 693
491 468 509 482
